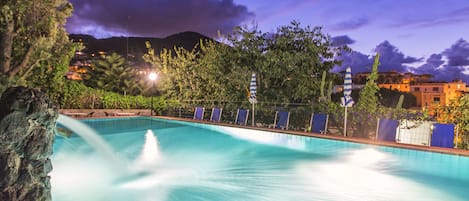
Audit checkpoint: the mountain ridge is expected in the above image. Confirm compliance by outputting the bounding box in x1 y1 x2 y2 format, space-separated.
69 31 213 64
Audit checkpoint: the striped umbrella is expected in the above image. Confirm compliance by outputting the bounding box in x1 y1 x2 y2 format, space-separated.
249 72 257 126
342 67 354 137
342 67 354 107
249 73 257 104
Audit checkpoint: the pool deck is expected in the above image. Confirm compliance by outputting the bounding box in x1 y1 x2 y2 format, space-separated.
157 116 469 157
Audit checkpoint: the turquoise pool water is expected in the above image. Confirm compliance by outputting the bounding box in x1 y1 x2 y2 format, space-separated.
52 117 469 201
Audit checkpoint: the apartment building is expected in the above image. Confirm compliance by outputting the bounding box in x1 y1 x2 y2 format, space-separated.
336 71 467 110
410 80 466 109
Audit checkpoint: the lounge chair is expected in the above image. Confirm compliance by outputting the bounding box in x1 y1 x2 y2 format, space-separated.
115 112 137 116
274 111 290 130
193 106 205 120
310 113 329 134
377 118 399 142
62 111 94 118
235 109 249 125
210 107 223 122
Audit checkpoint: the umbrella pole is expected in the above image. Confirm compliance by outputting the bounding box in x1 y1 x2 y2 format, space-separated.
344 106 348 137
252 103 255 126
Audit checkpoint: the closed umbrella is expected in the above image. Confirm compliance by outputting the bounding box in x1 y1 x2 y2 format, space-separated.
249 73 257 126
341 67 354 136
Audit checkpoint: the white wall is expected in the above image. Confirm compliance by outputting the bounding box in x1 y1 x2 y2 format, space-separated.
396 120 432 146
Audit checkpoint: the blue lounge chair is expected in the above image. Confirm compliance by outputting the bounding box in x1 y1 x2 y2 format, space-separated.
235 109 249 125
377 118 399 142
193 106 205 120
210 107 223 122
274 111 290 130
310 113 329 134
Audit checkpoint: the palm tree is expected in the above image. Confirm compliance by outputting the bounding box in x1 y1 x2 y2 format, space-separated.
84 53 142 95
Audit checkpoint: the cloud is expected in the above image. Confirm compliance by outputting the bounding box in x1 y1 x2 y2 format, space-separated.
335 39 469 83
66 0 254 38
335 40 421 74
449 6 469 17
331 35 355 46
333 50 373 74
411 39 469 82
412 54 444 77
391 6 469 28
443 38 469 66
374 41 421 72
330 17 370 31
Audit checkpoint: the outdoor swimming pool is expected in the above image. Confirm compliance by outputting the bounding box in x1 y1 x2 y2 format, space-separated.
52 117 469 201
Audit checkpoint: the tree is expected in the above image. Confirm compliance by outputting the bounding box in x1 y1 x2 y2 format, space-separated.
378 88 416 108
349 53 380 137
84 53 142 95
144 43 203 100
436 95 469 149
0 0 73 83
26 31 78 101
223 21 342 103
356 54 380 114
260 21 340 103
143 21 343 105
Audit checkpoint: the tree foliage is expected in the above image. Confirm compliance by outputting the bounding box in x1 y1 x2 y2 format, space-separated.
61 80 172 111
84 53 143 95
0 0 73 84
355 53 380 114
144 21 344 104
436 95 469 149
344 54 381 137
331 88 417 109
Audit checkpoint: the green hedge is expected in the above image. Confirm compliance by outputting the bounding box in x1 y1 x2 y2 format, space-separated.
61 81 176 112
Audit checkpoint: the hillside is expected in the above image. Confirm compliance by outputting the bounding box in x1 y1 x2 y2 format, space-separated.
69 31 213 64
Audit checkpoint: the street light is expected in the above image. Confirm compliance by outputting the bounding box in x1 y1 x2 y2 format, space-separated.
148 72 158 116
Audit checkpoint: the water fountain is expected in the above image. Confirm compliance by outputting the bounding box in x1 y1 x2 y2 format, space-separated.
55 115 161 179
56 115 127 171
136 130 162 168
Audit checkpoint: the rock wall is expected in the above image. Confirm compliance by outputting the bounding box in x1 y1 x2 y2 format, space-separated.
0 87 58 201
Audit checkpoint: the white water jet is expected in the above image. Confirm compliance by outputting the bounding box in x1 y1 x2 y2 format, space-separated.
56 115 127 172
138 130 161 166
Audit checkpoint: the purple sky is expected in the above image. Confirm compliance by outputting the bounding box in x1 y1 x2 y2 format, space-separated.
66 0 469 82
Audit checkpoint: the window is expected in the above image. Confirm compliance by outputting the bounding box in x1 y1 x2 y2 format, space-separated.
432 87 439 92
433 97 440 102
414 87 420 92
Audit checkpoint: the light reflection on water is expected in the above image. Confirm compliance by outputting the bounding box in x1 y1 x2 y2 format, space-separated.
51 117 469 201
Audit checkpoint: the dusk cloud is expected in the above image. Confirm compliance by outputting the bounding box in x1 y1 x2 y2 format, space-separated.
330 17 370 31
334 40 421 74
66 0 254 38
412 39 469 82
335 39 469 83
391 6 469 28
374 41 421 72
443 39 469 66
331 35 355 46
333 50 373 74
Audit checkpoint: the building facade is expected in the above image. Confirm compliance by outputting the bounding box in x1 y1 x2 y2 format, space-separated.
335 71 467 110
409 80 466 109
